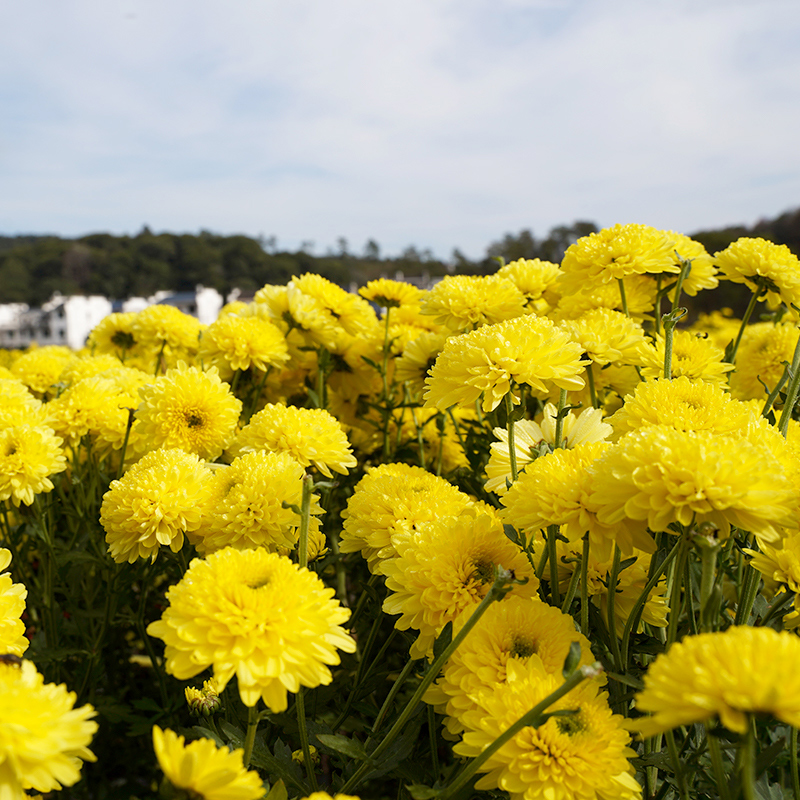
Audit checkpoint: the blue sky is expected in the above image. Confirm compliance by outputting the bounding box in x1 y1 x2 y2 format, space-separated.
2 0 799 259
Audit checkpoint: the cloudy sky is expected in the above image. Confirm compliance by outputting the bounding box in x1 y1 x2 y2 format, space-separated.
2 0 799 259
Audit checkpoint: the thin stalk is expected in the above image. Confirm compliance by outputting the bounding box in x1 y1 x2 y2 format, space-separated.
791 726 799 800
505 389 519 483
242 703 260 769
297 474 313 569
116 407 136 480
726 289 763 368
437 663 601 800
706 723 732 800
342 571 516 793
369 655 416 737
666 534 691 646
427 704 440 776
670 257 692 314
618 278 630 318
734 560 761 626
560 557 582 614
739 722 757 800
553 388 568 449
244 366 271 421
296 688 318 791
606 546 623 673
587 365 599 409
654 275 663 336
580 534 590 636
154 339 167 376
665 729 691 800
762 362 791 419
547 525 561 606
697 538 721 632
779 328 800 436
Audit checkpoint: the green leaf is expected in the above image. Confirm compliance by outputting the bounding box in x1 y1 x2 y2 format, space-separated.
433 622 453 661
406 785 440 800
561 641 581 679
265 780 288 800
316 733 371 762
190 725 225 749
503 524 520 545
218 719 245 750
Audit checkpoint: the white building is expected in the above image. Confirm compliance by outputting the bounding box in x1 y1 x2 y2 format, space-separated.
149 285 223 325
0 293 112 351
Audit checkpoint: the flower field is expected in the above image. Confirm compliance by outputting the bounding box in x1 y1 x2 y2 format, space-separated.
3 224 800 799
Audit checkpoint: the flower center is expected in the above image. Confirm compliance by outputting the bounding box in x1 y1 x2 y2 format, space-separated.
556 711 585 736
471 557 494 584
185 412 205 429
510 636 537 658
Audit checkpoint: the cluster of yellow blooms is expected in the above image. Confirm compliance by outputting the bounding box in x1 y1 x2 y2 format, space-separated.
4 230 800 799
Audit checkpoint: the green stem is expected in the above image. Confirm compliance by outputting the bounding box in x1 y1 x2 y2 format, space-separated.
779 327 800 437
618 278 630 318
735 559 761 626
553 388 568 449
342 571 516 793
369 654 416 737
697 537 721 632
761 362 791 420
560 557 582 614
670 256 692 314
297 474 313 569
580 534 590 636
706 722 732 800
547 525 561 607
242 703 260 769
666 533 691 646
437 664 600 800
427 704 440 776
726 289 763 368
791 726 799 800
606 545 623 672
505 389 519 483
586 365 599 409
116 407 136 479
739 722 757 800
665 729 691 800
295 688 318 791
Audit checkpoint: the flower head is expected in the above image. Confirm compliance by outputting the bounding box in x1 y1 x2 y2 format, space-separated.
496 258 563 313
147 548 356 710
0 660 97 796
424 316 586 413
152 726 264 800
198 314 289 378
359 278 424 309
100 448 215 563
560 308 646 366
0 548 28 657
455 663 640 800
228 403 356 478
0 425 67 506
730 321 800 401
87 312 140 360
715 237 800 308
638 330 733 384
132 304 203 353
134 363 242 460
634 626 800 735
11 347 76 397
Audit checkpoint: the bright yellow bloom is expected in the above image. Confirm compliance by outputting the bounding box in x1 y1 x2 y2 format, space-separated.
184 678 222 718
425 596 595 736
609 376 755 438
0 548 28 657
292 273 379 338
588 427 795 544
0 425 67 507
394 331 449 398
301 794 361 800
634 626 800 736
730 321 800 401
554 274 656 322
382 507 539 659
228 403 356 478
559 223 679 295
496 258 562 313
0 660 97 797
147 548 355 710
421 274 527 332
486 405 612 495
198 314 289 378
455 662 641 800
100 448 215 563
10 347 77 397
152 726 264 800
638 330 733 384
359 278 423 308
133 364 242 460
667 232 718 297
746 529 800 597
339 462 475 572
715 237 800 309
424 316 586 413
132 304 203 354
0 379 49 429
561 308 646 366
194 450 323 555
87 312 140 360
691 308 741 350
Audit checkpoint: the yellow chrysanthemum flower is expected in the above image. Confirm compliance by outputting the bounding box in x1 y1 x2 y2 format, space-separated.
420 274 527 332
301 794 360 800
554 274 656 321
609 376 755 438
228 403 356 478
730 321 800 401
133 364 242 460
195 450 323 555
715 236 800 309
496 258 563 313
86 311 141 361
152 726 264 800
382 507 540 659
425 596 595 736
423 316 586 413
146 548 356 710
359 278 424 309
0 660 97 797
100 448 215 563
58 353 121 387
184 678 222 718
339 462 475 572
746 529 800 598
292 273 379 338
132 304 204 354
394 331 449 398
0 548 28 657
0 425 67 507
691 308 741 350
559 223 680 296
667 232 718 297
561 308 646 366
198 314 289 378
588 427 795 544
486 404 612 494
0 379 49 429
638 329 733 384
10 347 77 397
455 662 641 800
634 626 800 736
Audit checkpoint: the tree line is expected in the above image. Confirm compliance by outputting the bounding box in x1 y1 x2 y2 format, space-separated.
1 208 798 308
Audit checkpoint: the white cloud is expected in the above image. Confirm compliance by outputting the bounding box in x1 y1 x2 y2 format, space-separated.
1 0 799 257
